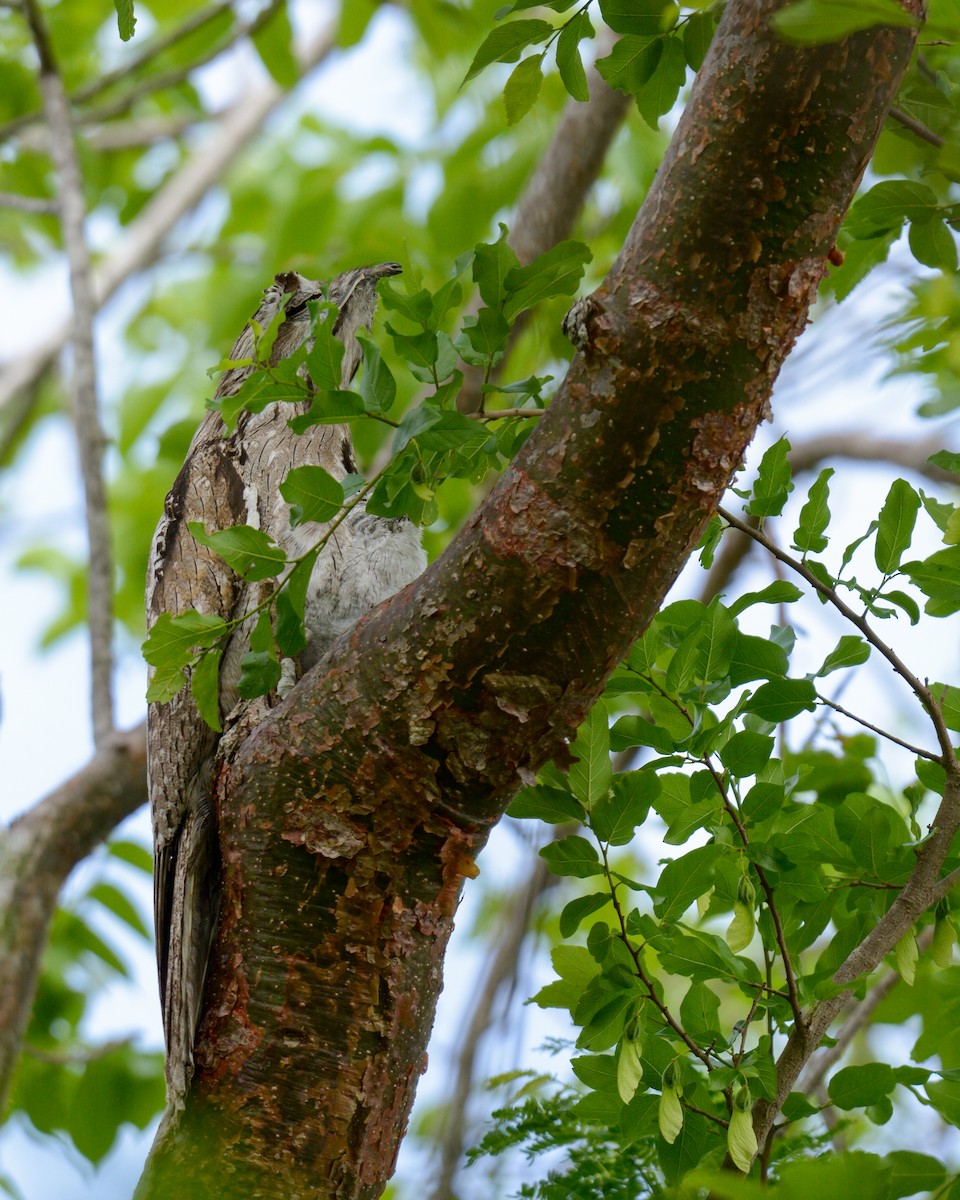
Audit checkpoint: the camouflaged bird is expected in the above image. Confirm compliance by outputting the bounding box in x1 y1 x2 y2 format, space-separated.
145 263 425 1111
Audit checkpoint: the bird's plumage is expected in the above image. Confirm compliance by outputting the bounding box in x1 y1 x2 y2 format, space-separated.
146 262 422 1110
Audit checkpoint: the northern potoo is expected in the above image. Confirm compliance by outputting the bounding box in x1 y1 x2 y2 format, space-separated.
146 263 425 1112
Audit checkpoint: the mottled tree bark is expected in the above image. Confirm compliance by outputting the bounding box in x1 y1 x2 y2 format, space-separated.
137 2 921 1196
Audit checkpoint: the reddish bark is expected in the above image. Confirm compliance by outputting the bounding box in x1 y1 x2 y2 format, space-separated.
138 2 921 1196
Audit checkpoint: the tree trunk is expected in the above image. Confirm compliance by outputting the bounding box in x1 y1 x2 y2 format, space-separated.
137 1 921 1195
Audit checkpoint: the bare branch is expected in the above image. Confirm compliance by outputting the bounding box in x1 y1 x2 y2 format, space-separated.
0 723 147 1116
789 430 956 484
0 190 58 214
23 0 114 744
888 105 944 148
719 505 955 762
430 847 559 1200
0 23 337 453
78 0 285 128
0 0 248 142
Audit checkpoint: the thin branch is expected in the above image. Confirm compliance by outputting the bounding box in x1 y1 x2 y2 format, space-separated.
798 933 931 1099
0 723 147 1118
887 105 945 148
469 407 543 422
818 693 941 762
429 848 560 1200
23 0 114 745
0 22 337 456
718 505 956 763
0 0 249 142
788 430 957 485
78 0 285 128
0 190 58 214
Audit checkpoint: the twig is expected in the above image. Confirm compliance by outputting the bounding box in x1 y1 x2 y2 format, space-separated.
0 22 337 454
888 105 944 148
469 407 542 422
429 848 560 1200
718 505 955 763
818 693 940 762
0 190 58 214
78 0 285 128
0 723 147 1119
0 0 243 141
23 0 114 745
457 33 630 414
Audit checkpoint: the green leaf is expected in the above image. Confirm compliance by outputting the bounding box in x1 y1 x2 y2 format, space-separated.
250 2 299 88
275 549 319 658
727 580 803 616
190 646 223 732
357 334 398 413
560 893 610 938
287 389 365 431
506 784 585 822
655 844 722 922
238 611 281 700
846 180 939 237
108 840 153 874
926 1076 960 1126
114 0 136 41
884 1151 947 1199
188 523 286 582
599 0 677 35
591 769 659 844
683 10 715 70
876 478 921 573
458 307 510 360
306 308 346 390
473 224 521 310
143 610 227 674
909 218 958 272
774 0 917 43
816 635 870 677
504 55 544 125
903 546 960 616
567 703 612 807
743 678 816 722
719 730 775 777
794 467 834 554
634 35 687 130
279 465 345 527
748 437 793 517
679 982 721 1041
540 835 605 878
828 1063 897 1109
929 450 960 476
84 881 150 940
463 19 554 83
502 240 592 320
595 35 662 94
556 12 591 101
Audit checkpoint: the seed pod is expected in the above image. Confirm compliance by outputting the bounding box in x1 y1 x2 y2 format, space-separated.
727 1084 758 1173
658 1062 684 1144
726 878 756 953
932 916 957 969
895 930 918 985
617 1015 644 1103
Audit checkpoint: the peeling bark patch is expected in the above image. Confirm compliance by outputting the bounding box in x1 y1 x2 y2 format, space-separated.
484 470 616 575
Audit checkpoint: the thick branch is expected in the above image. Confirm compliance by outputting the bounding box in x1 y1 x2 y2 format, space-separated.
0 724 147 1115
139 5 919 1197
23 0 114 743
